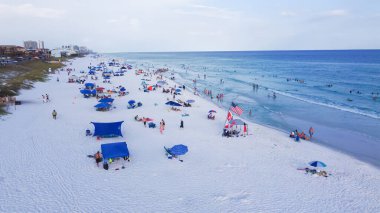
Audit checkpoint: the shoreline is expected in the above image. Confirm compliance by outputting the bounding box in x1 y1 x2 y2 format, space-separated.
124 55 380 169
1 55 379 212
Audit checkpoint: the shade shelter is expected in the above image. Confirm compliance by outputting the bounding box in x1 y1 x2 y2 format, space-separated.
165 101 182 107
99 98 114 103
94 103 112 111
101 142 129 162
91 121 124 138
85 83 96 89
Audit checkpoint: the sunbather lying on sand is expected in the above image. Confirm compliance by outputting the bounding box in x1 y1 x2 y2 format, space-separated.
134 115 142 121
171 107 181 111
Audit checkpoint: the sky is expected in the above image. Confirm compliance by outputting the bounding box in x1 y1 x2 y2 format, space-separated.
1 0 380 52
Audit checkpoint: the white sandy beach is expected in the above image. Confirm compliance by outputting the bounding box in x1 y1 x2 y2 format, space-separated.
0 56 379 212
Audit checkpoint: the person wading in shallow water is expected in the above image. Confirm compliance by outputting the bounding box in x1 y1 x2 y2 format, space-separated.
309 127 315 139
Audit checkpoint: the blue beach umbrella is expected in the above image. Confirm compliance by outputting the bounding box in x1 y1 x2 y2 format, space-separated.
175 89 181 92
99 97 114 103
165 101 182 107
85 83 95 88
120 87 126 92
80 89 92 95
309 161 327 168
186 100 195 103
209 110 216 113
94 102 111 108
128 100 136 105
170 144 188 156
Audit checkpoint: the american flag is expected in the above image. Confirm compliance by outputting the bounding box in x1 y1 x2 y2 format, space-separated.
229 102 243 116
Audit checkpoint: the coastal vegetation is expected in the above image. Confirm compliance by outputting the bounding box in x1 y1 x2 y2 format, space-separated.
0 59 64 114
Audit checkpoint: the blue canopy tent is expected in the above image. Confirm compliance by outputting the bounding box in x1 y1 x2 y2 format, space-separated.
91 121 124 138
85 83 95 89
101 142 129 162
99 98 114 103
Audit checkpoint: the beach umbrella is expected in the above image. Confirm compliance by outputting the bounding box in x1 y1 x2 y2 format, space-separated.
80 89 91 95
85 83 95 88
128 100 136 105
209 110 216 113
94 102 111 108
169 144 188 156
309 161 327 168
165 101 182 107
120 87 126 92
99 97 114 103
175 88 181 92
186 100 195 103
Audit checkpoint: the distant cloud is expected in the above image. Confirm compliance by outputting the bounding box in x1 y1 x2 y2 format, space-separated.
174 4 239 19
0 3 65 18
322 9 348 17
281 11 297 17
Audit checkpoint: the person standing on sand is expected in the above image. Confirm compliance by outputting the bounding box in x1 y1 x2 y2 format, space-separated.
161 119 166 130
309 127 314 139
95 151 102 167
180 120 184 128
159 121 164 134
243 123 248 136
46 94 50 102
52 110 57 120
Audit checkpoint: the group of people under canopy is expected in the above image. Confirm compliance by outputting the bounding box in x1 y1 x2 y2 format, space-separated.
223 119 248 137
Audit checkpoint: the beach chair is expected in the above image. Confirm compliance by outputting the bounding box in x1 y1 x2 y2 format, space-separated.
86 129 92 136
164 146 174 159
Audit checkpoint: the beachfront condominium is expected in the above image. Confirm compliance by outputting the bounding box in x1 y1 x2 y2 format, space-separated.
23 40 38 51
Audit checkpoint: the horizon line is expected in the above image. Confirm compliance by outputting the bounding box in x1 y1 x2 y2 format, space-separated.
101 48 380 54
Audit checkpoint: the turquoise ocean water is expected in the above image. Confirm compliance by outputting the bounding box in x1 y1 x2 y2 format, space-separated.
110 50 380 167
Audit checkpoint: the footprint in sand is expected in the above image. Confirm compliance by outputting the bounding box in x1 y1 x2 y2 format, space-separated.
215 191 252 204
